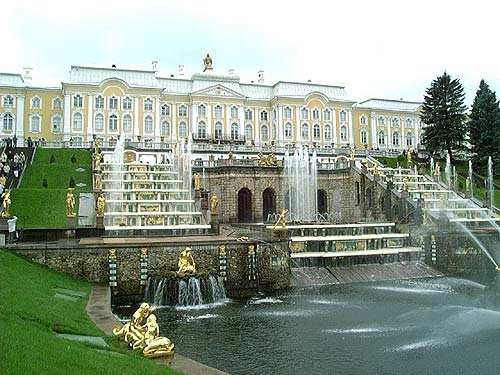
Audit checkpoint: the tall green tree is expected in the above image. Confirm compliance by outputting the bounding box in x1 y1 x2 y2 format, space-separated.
468 79 500 171
420 72 468 160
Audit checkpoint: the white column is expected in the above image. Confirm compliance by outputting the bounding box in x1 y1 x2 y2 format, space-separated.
387 118 391 149
255 109 260 144
332 108 337 146
63 94 71 141
348 110 354 147
231 105 237 139
401 118 406 150
371 115 377 147
15 95 25 142
172 104 177 140
155 98 161 141
206 104 212 137
295 106 300 143
133 97 140 138
87 95 93 141
191 104 197 137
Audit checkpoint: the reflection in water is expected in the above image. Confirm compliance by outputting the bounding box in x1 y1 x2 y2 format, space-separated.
117 277 500 375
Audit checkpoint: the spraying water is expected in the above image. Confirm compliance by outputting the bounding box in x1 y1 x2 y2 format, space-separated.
468 160 474 197
430 157 435 179
457 222 499 268
445 153 452 188
108 136 126 215
488 157 494 209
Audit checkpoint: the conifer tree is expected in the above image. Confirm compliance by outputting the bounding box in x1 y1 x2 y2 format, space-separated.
468 79 500 171
420 72 468 160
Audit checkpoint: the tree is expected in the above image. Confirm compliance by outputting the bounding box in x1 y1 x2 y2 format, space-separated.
420 72 468 160
468 79 500 171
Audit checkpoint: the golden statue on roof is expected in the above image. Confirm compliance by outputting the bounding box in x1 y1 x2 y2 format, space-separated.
203 54 213 72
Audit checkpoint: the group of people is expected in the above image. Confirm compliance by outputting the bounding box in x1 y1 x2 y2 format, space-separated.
0 149 26 184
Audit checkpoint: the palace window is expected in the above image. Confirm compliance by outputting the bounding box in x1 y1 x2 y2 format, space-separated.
260 110 268 121
231 106 238 118
95 95 104 109
340 110 347 122
360 129 368 144
198 104 206 117
197 121 207 138
73 112 83 131
178 105 187 117
179 121 187 137
123 96 132 110
406 118 413 127
30 114 41 133
73 94 83 108
261 125 269 142
109 114 118 132
406 132 413 146
215 122 223 139
123 114 132 133
53 97 63 110
214 105 223 118
284 107 292 119
31 96 41 109
285 122 293 138
378 116 386 126
360 115 367 125
324 109 331 121
301 123 309 139
231 123 239 140
144 115 153 133
392 131 399 146
161 104 170 116
144 98 153 111
378 130 385 145
52 114 62 133
2 113 13 131
109 96 118 110
301 107 309 120
313 124 320 139
392 118 399 127
245 109 253 121
324 124 332 140
245 124 253 140
340 125 348 141
95 113 104 131
3 95 14 106
312 108 320 121
161 121 170 137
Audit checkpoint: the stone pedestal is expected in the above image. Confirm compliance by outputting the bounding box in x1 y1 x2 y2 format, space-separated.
96 215 104 228
272 228 290 240
195 189 201 199
401 191 408 199
67 216 76 228
210 213 219 234
374 174 380 182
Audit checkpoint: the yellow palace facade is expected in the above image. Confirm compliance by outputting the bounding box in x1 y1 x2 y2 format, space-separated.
0 65 423 150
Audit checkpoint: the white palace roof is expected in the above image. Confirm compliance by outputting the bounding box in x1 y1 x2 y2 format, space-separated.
0 73 26 88
68 66 160 88
357 98 421 112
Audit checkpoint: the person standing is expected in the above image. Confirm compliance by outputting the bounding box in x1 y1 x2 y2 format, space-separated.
7 216 17 243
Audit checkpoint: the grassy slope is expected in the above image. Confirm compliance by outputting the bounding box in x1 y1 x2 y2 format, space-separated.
0 249 180 375
11 148 93 228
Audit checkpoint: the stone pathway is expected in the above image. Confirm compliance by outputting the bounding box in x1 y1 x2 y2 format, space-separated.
86 284 230 375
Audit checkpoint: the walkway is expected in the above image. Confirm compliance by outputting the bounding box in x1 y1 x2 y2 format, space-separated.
86 284 230 375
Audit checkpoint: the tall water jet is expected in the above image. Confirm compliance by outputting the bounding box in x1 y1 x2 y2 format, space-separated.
176 137 192 199
468 160 474 197
430 157 435 178
453 166 457 191
108 136 126 214
445 153 452 188
488 156 494 209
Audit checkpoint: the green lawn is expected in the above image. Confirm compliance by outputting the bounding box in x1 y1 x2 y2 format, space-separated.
0 249 180 375
11 148 93 228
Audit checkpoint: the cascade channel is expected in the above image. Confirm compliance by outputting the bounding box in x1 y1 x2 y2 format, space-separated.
144 275 226 307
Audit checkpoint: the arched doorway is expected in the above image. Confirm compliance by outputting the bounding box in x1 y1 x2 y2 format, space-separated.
262 188 276 222
238 188 253 222
317 189 328 215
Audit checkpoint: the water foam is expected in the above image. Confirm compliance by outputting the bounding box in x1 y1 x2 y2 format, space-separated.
372 286 447 294
186 314 221 321
249 297 283 305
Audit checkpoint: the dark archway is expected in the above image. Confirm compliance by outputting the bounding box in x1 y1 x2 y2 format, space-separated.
317 189 328 215
262 188 276 222
366 188 373 208
238 188 253 222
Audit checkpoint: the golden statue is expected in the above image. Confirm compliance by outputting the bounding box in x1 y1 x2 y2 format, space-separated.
96 193 106 217
93 152 103 171
402 177 408 192
140 314 175 357
258 152 277 167
203 53 213 72
193 172 201 190
113 303 156 344
177 247 196 275
273 209 288 230
466 176 471 192
1 190 11 217
407 149 412 165
93 139 101 154
0 175 6 186
433 162 440 177
374 163 380 175
211 194 219 213
66 188 75 217
95 173 102 190
350 148 355 161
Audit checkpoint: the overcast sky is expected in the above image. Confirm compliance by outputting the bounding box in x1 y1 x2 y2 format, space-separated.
3 0 500 105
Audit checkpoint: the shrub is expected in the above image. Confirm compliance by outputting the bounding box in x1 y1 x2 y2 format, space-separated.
71 154 77 164
69 176 75 188
49 154 56 164
42 178 48 188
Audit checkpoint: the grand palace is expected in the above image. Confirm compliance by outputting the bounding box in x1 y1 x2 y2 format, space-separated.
0 62 423 151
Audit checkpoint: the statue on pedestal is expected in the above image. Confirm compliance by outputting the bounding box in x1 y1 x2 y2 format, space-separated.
97 193 106 217
177 247 197 275
95 173 102 190
193 172 201 190
66 188 75 217
350 148 355 161
210 194 219 213
433 162 440 177
273 209 288 230
1 190 11 217
203 54 213 72
93 152 103 171
407 149 412 166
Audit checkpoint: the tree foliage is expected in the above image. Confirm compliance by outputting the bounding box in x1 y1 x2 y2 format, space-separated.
420 72 468 159
468 79 500 171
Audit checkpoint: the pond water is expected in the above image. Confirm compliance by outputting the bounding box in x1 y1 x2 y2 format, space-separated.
125 277 500 375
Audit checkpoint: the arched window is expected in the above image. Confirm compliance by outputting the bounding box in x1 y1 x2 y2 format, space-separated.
355 181 360 205
406 131 413 146
109 96 118 110
284 107 292 119
301 123 309 139
324 109 331 121
3 113 13 131
30 114 41 132
109 114 118 131
73 112 83 131
340 125 348 141
144 98 153 111
214 105 223 118
378 130 385 145
261 125 269 141
53 97 63 110
123 114 132 133
3 95 14 106
179 121 187 137
161 104 170 116
360 129 368 144
231 106 238 118
392 131 399 146
360 115 367 125
161 121 170 137
340 110 347 122
198 104 206 117
231 123 239 140
178 105 187 117
285 122 293 138
245 109 253 121
73 94 83 108
144 115 153 133
366 188 373 208
95 113 104 131
301 107 309 120
312 108 320 120
197 121 207 138
123 96 132 110
215 122 223 139
392 118 399 127
313 124 320 139
31 96 41 108
406 118 413 127
260 110 268 121
324 124 332 140
95 95 104 109
245 124 253 140
378 116 386 126
52 114 62 133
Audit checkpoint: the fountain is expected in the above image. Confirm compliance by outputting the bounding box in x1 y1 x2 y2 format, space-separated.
488 156 494 209
468 160 474 197
284 146 318 222
430 157 435 179
445 153 452 188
